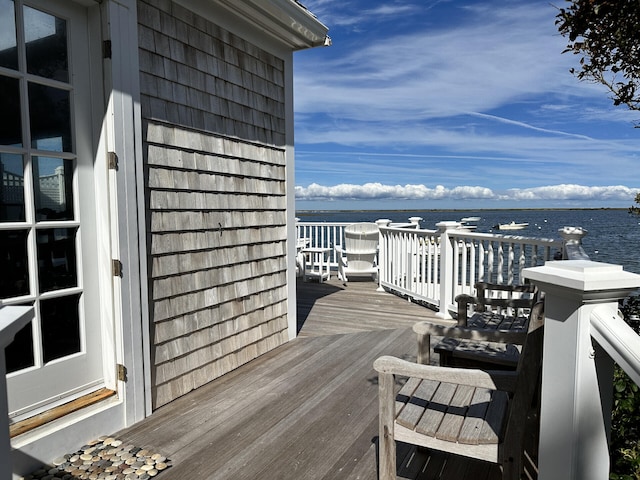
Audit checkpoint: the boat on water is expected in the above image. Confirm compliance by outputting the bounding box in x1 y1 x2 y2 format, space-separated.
495 221 529 231
459 216 480 230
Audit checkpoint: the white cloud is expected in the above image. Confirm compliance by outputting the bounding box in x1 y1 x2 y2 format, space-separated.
295 183 639 202
508 184 637 201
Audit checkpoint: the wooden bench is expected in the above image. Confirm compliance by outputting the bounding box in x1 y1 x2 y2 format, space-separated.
433 283 538 370
374 302 544 480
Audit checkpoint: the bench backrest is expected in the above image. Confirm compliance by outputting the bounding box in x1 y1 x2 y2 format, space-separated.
475 282 538 313
503 301 544 453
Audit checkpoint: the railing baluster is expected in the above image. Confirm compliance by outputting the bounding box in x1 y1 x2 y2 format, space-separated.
478 241 485 284
507 242 514 285
453 238 460 297
487 241 495 283
497 242 504 284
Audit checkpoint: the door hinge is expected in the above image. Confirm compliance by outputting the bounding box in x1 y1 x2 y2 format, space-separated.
112 259 123 277
103 40 112 59
117 364 128 382
107 151 118 170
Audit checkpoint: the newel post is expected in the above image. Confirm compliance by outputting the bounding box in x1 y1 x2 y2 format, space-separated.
408 216 422 228
559 226 590 260
523 261 640 480
436 221 461 319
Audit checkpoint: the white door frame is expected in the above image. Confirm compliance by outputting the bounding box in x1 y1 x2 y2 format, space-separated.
11 0 149 473
5 0 110 421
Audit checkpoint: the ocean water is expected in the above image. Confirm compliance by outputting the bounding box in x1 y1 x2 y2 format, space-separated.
296 208 640 274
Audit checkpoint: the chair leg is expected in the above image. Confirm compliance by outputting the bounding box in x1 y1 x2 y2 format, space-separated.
501 447 522 480
378 372 396 480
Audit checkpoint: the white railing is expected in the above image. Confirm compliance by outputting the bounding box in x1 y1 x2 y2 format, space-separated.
297 218 574 318
377 221 563 318
591 307 640 386
377 224 441 306
296 221 352 268
524 261 640 480
449 230 561 286
295 217 421 271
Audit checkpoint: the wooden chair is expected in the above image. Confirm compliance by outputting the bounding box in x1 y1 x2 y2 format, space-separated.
373 302 544 480
434 282 538 370
334 223 379 282
456 282 538 327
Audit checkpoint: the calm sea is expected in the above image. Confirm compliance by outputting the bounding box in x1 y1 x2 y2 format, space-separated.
296 208 640 275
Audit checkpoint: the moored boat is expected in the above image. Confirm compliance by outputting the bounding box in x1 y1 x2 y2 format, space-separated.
459 216 480 230
495 221 529 230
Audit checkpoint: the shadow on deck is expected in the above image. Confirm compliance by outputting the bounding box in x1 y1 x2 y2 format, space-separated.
114 278 514 480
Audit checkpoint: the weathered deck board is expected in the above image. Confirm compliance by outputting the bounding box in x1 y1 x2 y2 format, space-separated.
115 278 505 479
297 277 444 337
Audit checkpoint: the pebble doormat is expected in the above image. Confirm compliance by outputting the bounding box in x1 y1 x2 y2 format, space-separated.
23 436 171 479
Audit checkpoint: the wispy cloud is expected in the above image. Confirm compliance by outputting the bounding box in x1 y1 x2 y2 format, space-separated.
295 2 581 119
465 112 596 140
293 0 640 208
303 1 430 28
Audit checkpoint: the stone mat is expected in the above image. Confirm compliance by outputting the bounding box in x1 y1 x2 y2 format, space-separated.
23 436 172 480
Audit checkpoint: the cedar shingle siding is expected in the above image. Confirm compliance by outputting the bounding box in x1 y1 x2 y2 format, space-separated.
138 0 289 408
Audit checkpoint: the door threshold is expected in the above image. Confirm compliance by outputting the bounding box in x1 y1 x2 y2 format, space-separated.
10 388 116 438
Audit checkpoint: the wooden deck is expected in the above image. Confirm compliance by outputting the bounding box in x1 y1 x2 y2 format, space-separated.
115 278 516 479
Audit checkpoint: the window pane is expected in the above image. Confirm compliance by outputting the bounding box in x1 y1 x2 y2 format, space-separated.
0 76 22 147
24 5 68 82
33 156 74 220
0 229 29 299
0 0 18 70
0 153 25 221
5 316 34 373
28 83 72 152
37 227 77 292
41 294 81 363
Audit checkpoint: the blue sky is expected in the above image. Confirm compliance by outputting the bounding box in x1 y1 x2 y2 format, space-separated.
292 0 640 210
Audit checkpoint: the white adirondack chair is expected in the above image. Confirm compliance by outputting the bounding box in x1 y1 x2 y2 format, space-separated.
334 223 379 283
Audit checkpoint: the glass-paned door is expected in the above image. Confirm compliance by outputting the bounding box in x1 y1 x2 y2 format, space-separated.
1 0 108 421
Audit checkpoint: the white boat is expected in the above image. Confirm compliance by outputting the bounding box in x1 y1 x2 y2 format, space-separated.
496 221 529 231
459 216 480 230
458 223 477 231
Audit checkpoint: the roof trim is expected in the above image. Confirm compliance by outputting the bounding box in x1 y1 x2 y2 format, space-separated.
214 0 330 50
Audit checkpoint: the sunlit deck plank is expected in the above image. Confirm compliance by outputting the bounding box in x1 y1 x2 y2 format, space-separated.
114 278 501 479
297 277 443 337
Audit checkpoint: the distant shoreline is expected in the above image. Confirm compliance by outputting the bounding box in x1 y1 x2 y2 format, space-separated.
296 207 627 215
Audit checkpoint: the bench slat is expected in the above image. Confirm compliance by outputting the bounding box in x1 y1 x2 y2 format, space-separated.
479 390 509 444
458 387 492 445
396 379 438 430
415 381 456 437
436 384 475 442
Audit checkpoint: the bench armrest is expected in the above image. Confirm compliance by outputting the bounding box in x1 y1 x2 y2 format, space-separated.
373 355 518 392
454 294 477 325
